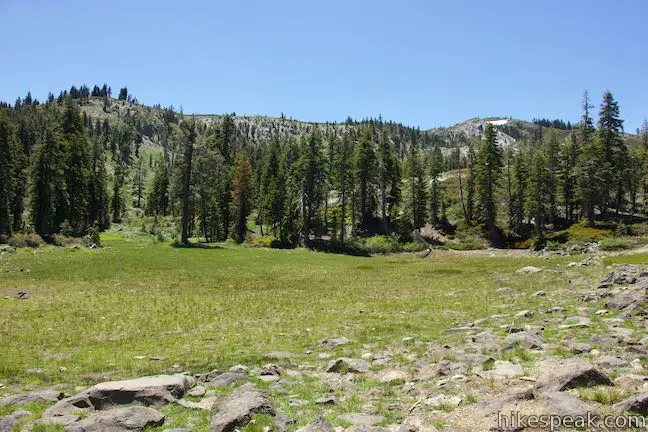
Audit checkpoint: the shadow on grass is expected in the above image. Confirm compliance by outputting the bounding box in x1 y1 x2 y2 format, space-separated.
306 239 370 257
170 241 222 249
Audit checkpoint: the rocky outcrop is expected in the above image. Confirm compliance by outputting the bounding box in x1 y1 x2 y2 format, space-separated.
210 387 274 432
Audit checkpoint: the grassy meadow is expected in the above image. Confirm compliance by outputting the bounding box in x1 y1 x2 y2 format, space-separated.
0 230 611 388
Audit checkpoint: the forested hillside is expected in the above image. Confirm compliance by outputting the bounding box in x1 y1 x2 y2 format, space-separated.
0 84 646 250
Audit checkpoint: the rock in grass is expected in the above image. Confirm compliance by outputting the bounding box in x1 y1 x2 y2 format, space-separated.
516 266 542 274
614 392 648 414
496 287 520 296
187 385 206 397
296 417 334 432
338 413 385 426
539 391 599 419
0 389 65 407
327 358 370 374
0 409 31 432
476 386 534 415
504 331 546 350
534 359 612 393
424 394 462 409
210 387 274 432
477 360 524 380
43 374 194 421
65 406 164 432
320 336 350 347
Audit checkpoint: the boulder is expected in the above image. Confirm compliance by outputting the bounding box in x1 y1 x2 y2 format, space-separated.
0 409 30 432
327 358 370 374
606 291 646 310
296 417 334 432
204 372 248 388
338 413 385 426
540 391 599 419
496 287 520 296
477 360 524 380
504 331 546 350
0 389 65 406
210 387 274 432
614 392 648 414
424 394 462 409
516 266 542 274
65 406 164 432
320 337 350 347
476 386 534 415
43 374 194 421
534 359 612 392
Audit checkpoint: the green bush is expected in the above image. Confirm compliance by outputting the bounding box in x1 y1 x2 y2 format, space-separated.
85 227 101 246
599 238 633 251
354 235 404 254
250 236 276 248
52 234 78 246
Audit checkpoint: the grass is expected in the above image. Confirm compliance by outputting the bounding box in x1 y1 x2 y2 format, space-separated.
0 230 588 387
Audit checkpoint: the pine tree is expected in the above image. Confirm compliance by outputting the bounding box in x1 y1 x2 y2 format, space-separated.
429 145 444 224
62 100 92 234
148 158 170 216
465 143 476 221
193 131 224 242
403 144 427 229
179 120 197 245
88 137 110 229
377 128 397 227
0 113 22 236
559 132 580 224
261 137 285 237
353 128 377 228
334 132 354 243
544 131 559 225
597 90 626 214
31 125 69 236
231 148 253 243
527 146 549 245
475 124 503 243
576 91 601 227
132 156 147 209
111 162 125 223
511 144 527 235
297 131 325 244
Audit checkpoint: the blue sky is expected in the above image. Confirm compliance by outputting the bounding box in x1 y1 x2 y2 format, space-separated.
1 0 646 131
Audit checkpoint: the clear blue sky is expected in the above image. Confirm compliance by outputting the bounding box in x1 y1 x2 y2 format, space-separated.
1 0 646 131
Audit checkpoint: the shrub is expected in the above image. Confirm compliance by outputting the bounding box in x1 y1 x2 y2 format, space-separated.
8 233 43 248
355 235 403 254
250 236 276 248
599 238 633 251
52 234 77 246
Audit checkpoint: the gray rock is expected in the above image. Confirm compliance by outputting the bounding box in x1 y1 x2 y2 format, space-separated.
606 291 646 310
0 409 30 432
275 415 297 432
476 386 534 415
210 387 274 432
532 290 546 296
187 386 206 397
504 331 546 350
327 358 370 374
540 391 599 419
477 360 524 380
424 394 462 409
534 359 612 392
598 356 628 368
320 337 350 347
315 396 336 405
205 372 247 388
338 413 385 426
296 417 334 432
516 266 542 274
614 392 648 414
65 406 164 432
497 287 520 296
0 389 65 406
568 342 592 354
43 374 194 421
514 310 533 318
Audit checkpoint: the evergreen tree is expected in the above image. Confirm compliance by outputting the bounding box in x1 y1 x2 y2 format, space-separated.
527 147 549 245
403 144 427 229
260 137 285 237
597 90 626 214
193 131 224 242
544 131 559 225
88 137 110 229
377 128 398 226
0 113 22 236
148 158 170 216
576 91 601 227
475 124 503 242
429 145 444 224
353 128 377 228
231 148 253 243
132 156 147 209
31 125 69 236
510 144 527 235
62 101 92 234
465 143 476 221
297 131 325 244
179 120 197 244
334 132 354 243
111 162 125 223
559 132 580 224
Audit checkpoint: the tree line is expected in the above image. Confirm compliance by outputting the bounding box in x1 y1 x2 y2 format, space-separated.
1 87 646 248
